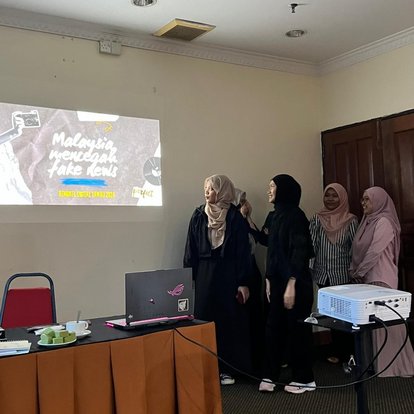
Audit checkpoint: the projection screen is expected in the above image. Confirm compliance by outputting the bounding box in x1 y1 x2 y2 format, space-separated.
0 102 161 206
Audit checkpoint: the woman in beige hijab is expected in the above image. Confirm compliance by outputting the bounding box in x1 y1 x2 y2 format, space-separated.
184 175 252 386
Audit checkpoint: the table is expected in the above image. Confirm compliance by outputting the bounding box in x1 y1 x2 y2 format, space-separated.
312 315 408 414
0 317 223 414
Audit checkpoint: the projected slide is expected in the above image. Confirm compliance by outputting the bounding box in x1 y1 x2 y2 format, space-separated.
0 102 161 206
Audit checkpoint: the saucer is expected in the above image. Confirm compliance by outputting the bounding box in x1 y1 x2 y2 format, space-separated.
76 330 91 339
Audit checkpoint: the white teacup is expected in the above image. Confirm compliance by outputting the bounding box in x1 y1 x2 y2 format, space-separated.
66 320 88 335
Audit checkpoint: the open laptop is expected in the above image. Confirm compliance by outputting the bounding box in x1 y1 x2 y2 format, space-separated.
106 268 194 329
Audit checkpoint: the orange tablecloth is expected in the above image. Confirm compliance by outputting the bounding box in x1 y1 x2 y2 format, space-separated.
0 322 222 414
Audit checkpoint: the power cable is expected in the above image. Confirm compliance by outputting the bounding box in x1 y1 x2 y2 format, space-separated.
173 303 409 390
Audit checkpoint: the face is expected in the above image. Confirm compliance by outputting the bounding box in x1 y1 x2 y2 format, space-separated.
204 182 217 204
323 187 340 211
268 181 277 204
361 191 373 215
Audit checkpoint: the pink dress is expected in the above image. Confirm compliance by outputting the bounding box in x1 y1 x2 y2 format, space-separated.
361 218 414 377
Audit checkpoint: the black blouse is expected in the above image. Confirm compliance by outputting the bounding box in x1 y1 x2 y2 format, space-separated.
183 204 251 286
266 204 314 284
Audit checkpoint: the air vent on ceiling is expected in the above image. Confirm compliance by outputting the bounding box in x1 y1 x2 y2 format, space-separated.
153 19 215 41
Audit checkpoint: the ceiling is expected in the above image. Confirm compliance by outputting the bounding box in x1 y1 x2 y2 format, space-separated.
1 0 414 75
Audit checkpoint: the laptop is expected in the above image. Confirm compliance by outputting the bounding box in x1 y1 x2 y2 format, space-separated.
105 268 194 329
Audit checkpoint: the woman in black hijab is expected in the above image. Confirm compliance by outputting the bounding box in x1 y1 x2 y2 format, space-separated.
249 174 315 394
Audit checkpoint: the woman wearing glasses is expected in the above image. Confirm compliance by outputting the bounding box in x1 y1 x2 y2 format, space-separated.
246 174 315 394
350 186 414 377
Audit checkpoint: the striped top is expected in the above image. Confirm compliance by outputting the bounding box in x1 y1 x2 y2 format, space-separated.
309 215 359 286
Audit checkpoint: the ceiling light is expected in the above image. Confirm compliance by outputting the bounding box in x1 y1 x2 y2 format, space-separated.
132 0 157 6
286 29 306 38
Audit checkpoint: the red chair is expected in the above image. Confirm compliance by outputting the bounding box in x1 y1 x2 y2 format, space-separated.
0 273 57 328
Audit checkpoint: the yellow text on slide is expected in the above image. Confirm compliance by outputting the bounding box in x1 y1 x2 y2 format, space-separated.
58 190 116 198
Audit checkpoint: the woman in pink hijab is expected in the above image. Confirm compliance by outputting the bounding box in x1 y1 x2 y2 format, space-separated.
310 183 358 287
351 186 414 377
310 183 358 364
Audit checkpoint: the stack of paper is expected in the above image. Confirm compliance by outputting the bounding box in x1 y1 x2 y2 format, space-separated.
0 340 31 356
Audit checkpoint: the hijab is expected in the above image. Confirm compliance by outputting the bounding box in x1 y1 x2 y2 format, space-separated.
352 186 401 268
204 174 235 248
317 183 357 244
267 174 314 279
272 174 301 208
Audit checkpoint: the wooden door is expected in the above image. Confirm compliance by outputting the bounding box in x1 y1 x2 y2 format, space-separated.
322 119 385 218
322 110 414 318
381 111 414 294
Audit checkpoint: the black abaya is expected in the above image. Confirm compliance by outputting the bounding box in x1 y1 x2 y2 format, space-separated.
184 204 252 374
262 175 315 384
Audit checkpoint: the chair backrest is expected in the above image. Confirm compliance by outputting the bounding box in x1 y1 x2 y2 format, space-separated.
0 273 57 328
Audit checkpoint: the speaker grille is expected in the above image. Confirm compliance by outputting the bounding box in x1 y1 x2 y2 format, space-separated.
153 19 215 41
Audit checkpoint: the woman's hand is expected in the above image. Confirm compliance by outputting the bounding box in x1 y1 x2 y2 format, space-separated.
237 286 250 304
240 200 252 218
284 278 296 309
351 275 364 284
265 278 271 303
349 269 364 284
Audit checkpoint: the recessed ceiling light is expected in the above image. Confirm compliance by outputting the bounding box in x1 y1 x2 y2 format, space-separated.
286 29 306 38
132 0 157 6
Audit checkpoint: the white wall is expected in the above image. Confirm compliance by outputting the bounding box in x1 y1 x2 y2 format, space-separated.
0 27 322 321
320 43 414 130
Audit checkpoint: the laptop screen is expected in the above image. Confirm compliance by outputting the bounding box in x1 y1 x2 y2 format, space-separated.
125 268 194 326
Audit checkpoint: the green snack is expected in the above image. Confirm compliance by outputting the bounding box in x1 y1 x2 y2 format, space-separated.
40 333 53 344
42 327 55 338
64 332 76 343
39 328 76 345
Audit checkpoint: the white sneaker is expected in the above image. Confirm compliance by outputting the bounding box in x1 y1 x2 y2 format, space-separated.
284 381 316 394
259 379 275 392
220 373 235 385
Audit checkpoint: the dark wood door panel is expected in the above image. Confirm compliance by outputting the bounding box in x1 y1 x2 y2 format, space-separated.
324 141 354 195
322 112 414 316
395 132 414 232
356 136 385 195
382 115 414 234
386 111 414 130
322 120 384 218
